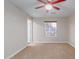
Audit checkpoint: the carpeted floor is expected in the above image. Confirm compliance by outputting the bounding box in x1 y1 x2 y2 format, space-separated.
11 43 75 59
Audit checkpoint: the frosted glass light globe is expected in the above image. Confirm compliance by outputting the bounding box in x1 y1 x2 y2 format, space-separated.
45 4 52 10
48 0 52 1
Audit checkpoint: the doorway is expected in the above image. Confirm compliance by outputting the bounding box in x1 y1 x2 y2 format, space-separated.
27 18 33 43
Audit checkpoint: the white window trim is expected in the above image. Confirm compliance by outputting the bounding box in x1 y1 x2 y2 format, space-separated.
44 21 57 37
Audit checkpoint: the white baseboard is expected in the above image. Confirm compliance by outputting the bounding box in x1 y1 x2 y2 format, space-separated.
67 41 75 48
33 41 68 43
5 44 28 59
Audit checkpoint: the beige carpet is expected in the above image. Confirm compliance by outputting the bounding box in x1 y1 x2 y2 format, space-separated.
11 43 75 59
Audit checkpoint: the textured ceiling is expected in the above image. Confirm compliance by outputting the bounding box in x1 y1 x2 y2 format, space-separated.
9 0 75 18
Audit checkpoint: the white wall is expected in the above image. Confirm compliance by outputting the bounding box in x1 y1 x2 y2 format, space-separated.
68 15 75 47
33 17 69 43
4 0 29 58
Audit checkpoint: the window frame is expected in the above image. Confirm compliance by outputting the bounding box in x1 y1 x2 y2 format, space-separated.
44 21 57 37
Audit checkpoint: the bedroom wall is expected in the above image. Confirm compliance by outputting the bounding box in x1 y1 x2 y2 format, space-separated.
68 15 75 47
4 0 30 58
33 17 69 43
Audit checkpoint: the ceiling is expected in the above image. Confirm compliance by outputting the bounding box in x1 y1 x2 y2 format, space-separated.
9 0 75 18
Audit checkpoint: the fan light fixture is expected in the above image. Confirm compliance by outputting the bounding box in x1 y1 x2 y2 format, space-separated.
45 4 52 10
48 0 52 1
35 0 66 12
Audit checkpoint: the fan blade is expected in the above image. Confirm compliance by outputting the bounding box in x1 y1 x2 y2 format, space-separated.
48 0 66 4
38 0 47 4
53 6 60 10
35 5 44 9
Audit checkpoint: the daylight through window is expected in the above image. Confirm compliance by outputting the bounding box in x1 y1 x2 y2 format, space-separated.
44 21 57 37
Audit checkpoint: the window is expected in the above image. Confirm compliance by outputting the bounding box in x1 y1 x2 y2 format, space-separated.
44 21 57 37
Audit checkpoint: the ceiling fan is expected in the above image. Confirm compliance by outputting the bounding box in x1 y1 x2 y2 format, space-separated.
35 0 66 11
